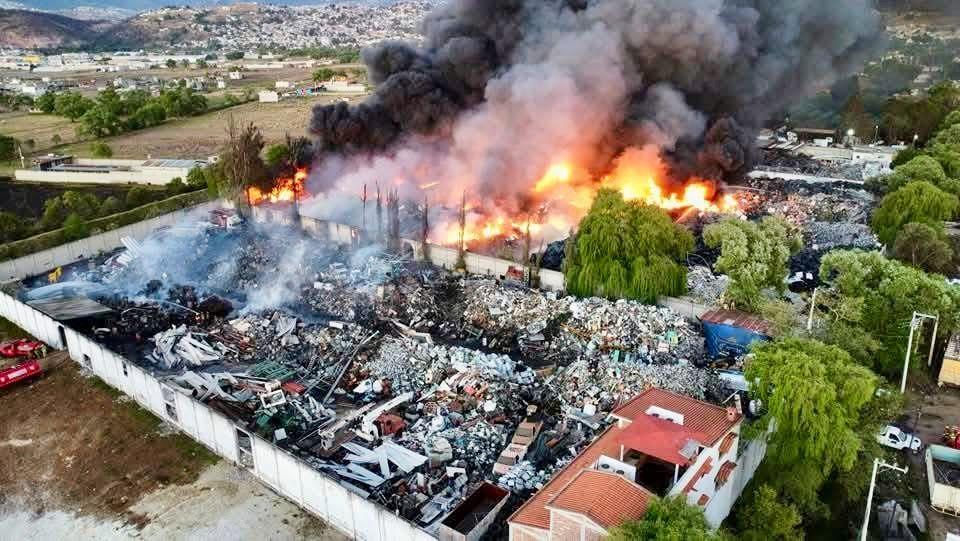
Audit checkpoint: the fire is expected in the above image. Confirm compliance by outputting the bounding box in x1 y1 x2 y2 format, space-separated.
248 169 310 205
430 148 739 246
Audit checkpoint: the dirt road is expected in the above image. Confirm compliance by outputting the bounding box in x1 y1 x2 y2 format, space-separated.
0 359 344 540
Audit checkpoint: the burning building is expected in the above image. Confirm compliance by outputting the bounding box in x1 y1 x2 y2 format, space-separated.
303 0 884 246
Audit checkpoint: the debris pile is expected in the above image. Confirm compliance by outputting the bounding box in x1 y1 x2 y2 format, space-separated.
686 266 729 305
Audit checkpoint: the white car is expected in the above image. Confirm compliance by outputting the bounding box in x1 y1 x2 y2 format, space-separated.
877 425 922 452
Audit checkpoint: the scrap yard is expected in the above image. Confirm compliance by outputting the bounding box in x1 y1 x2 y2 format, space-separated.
0 154 891 537
3 201 757 534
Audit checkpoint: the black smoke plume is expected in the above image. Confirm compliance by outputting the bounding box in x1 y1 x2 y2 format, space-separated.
307 0 884 223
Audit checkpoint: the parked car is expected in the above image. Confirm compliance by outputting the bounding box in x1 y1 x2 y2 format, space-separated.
877 425 922 452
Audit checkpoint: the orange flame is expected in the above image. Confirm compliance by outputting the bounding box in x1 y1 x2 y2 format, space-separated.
248 169 310 205
431 148 738 246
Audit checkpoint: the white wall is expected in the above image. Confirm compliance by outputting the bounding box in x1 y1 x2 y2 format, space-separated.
15 168 187 185
0 289 438 541
0 201 218 282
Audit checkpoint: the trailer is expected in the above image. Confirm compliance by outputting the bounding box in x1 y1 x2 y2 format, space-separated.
926 444 960 516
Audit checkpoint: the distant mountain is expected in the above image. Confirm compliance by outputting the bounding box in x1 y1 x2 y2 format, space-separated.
15 0 406 11
0 9 108 48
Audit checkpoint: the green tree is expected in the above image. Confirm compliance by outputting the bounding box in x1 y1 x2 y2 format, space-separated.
51 133 62 145
264 143 289 169
95 87 123 115
225 51 244 60
0 135 15 163
735 484 804 541
78 105 121 138
312 68 336 82
127 103 167 130
53 92 94 121
186 166 206 190
746 338 878 511
90 141 113 158
35 92 56 113
876 155 948 194
818 250 960 377
126 186 151 208
99 196 124 216
608 496 727 541
119 89 149 115
871 181 959 245
40 196 68 230
564 189 693 303
62 190 100 220
703 217 801 312
892 222 956 274
0 211 23 242
167 177 187 196
165 58 177 69
179 59 190 68
62 213 89 241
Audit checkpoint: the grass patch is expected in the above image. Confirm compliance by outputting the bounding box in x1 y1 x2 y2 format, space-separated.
0 190 210 262
172 435 220 466
87 375 122 398
0 316 28 340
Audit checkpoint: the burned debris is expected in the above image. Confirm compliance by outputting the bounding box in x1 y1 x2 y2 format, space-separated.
12 212 744 533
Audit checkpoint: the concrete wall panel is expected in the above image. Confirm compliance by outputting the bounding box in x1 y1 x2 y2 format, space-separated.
276 451 304 503
352 492 383 541
252 435 280 489
324 479 355 535
211 413 238 463
193 401 217 451
299 464 329 519
174 392 199 439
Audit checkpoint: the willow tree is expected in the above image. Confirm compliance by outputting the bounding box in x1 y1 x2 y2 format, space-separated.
703 216 801 312
565 189 693 303
746 338 878 512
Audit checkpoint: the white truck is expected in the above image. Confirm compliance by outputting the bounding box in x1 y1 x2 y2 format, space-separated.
877 425 922 453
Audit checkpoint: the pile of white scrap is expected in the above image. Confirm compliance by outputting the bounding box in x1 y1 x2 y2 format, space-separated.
342 440 428 478
166 371 239 401
152 325 223 369
115 236 144 267
318 462 387 488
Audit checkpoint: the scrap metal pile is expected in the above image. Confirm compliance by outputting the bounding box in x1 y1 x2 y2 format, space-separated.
31 219 737 530
757 149 868 181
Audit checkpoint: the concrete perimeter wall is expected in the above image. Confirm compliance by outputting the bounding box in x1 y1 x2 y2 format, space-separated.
0 202 218 283
0 289 437 541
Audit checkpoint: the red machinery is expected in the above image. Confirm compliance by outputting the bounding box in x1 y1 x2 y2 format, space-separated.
0 359 42 388
945 426 960 449
0 339 45 359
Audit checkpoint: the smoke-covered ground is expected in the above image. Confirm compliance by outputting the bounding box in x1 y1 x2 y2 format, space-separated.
305 0 885 231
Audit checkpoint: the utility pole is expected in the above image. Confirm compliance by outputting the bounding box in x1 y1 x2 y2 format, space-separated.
806 287 818 332
860 459 907 541
901 311 938 393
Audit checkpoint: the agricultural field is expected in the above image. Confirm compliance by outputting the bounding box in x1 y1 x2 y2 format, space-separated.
57 94 366 160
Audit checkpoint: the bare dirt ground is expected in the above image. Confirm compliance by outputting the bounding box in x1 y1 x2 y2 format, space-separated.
896 382 960 540
0 356 345 540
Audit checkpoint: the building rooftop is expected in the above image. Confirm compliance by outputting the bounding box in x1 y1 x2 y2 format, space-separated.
699 309 773 337
546 470 652 530
611 388 739 447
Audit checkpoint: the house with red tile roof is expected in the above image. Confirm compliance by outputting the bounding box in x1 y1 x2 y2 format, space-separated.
508 388 764 540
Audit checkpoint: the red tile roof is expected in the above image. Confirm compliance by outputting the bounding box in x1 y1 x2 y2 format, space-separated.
719 432 737 456
715 460 737 488
617 414 712 466
697 494 710 506
510 388 741 533
509 424 626 532
612 388 740 447
546 470 652 530
700 309 773 336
